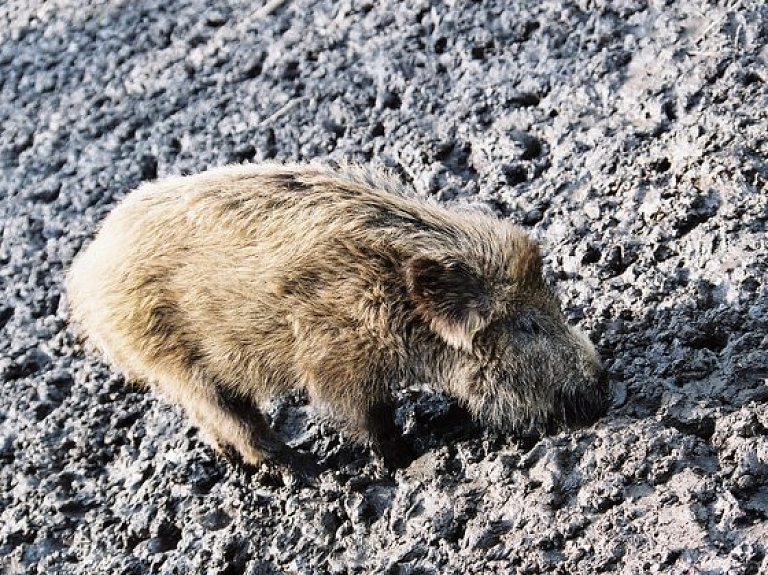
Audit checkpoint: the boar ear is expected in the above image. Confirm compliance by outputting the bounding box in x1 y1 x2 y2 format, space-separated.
404 257 492 351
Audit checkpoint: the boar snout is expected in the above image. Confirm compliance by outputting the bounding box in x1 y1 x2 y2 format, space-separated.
450 313 609 437
549 365 610 433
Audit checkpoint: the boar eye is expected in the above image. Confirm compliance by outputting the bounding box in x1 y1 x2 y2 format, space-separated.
511 317 543 338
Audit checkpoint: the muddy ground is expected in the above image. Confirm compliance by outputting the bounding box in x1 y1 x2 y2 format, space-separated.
1 0 767 573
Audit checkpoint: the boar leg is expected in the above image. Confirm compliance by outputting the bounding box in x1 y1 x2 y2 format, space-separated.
366 401 416 470
305 364 415 469
157 374 318 480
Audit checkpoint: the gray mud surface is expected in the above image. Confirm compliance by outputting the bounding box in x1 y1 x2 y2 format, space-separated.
1 1 767 573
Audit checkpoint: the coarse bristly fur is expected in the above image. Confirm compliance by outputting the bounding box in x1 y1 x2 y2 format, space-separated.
66 162 609 478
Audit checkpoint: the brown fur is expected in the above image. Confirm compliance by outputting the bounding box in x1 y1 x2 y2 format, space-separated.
66 162 608 474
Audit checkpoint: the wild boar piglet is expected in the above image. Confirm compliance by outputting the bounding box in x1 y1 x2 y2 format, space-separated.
67 163 609 474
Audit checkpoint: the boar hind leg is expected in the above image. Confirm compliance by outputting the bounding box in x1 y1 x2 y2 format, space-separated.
158 374 317 479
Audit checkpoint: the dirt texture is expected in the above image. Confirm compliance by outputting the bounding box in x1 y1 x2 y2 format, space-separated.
1 1 767 573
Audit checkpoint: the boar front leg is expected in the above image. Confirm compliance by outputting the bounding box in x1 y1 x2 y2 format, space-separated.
301 353 415 470
366 401 416 470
